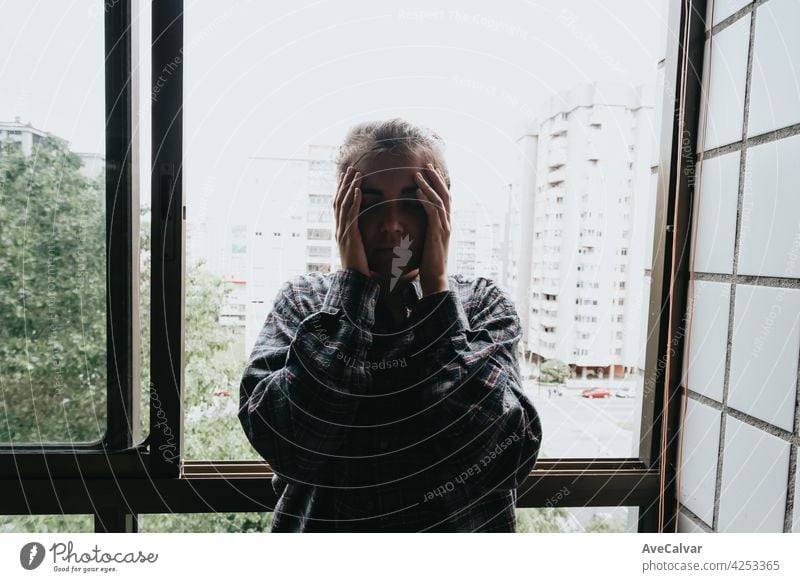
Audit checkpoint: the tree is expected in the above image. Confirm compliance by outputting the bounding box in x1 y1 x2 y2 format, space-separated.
516 507 571 532
539 358 570 384
136 206 273 532
1 136 270 531
137 207 260 461
582 512 628 532
0 136 106 443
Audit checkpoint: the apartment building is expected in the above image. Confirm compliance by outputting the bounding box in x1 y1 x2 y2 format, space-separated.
517 83 656 379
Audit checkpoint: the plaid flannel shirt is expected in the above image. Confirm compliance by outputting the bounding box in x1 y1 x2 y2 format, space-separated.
238 268 542 532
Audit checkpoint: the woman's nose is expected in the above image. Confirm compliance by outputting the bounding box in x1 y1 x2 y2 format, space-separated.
377 200 406 232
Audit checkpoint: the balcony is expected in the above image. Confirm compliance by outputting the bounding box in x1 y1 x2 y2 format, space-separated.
550 117 568 136
548 147 567 167
547 168 566 185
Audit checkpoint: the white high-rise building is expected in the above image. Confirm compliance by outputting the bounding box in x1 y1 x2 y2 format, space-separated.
517 82 656 379
235 145 339 354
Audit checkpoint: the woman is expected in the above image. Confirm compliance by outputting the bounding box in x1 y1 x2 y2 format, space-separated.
238 118 542 532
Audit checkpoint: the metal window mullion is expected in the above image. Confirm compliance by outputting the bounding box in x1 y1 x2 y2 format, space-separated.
150 0 185 478
638 0 708 533
104 0 137 456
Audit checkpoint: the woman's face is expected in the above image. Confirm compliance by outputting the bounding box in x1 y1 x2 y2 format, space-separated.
352 151 429 280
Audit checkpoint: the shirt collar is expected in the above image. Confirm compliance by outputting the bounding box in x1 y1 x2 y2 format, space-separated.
373 274 423 330
401 274 423 307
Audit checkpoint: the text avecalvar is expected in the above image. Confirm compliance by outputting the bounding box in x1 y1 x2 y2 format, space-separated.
642 543 703 554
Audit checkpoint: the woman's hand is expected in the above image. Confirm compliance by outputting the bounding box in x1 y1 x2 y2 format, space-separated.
333 166 373 278
413 163 451 297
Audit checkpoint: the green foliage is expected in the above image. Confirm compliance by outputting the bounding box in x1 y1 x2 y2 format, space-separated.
0 514 94 533
0 137 106 443
583 512 628 533
137 207 258 461
138 512 272 533
539 358 570 384
516 508 630 533
516 507 570 532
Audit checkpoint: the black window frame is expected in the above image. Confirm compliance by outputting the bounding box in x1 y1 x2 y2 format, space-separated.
0 0 707 533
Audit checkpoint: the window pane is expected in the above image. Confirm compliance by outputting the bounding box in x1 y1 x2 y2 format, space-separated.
138 512 272 532
516 506 638 533
0 2 106 444
1 515 94 533
183 0 669 463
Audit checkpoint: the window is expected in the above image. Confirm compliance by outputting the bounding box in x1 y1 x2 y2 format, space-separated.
307 262 332 273
1 0 703 535
1 1 108 446
308 194 331 206
307 207 333 222
307 245 332 258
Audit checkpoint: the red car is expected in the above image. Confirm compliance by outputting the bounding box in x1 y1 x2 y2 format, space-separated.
581 388 611 399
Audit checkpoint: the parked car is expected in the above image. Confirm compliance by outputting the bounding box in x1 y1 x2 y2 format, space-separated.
615 387 635 398
581 387 611 399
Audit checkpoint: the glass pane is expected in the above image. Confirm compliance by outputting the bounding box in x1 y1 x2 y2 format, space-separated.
1 515 94 533
516 506 638 533
183 0 670 463
138 512 272 532
0 2 106 444
135 0 152 448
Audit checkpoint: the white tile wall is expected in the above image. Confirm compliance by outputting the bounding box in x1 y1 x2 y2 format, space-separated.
728 284 800 431
718 416 790 532
682 0 800 537
679 398 721 525
747 0 800 137
678 510 707 533
698 15 751 151
738 134 800 278
693 151 740 274
706 0 752 28
684 281 731 402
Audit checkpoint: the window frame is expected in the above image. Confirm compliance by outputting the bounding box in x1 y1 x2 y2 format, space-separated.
0 0 708 533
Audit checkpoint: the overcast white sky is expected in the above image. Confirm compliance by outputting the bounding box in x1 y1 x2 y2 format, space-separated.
1 0 668 262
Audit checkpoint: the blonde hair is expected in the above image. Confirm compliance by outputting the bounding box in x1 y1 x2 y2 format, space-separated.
335 117 451 188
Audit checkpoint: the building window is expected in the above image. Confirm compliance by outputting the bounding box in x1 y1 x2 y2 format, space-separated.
307 245 331 258
307 228 332 240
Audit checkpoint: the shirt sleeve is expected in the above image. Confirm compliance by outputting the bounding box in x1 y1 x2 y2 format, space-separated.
238 268 380 486
407 279 542 497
